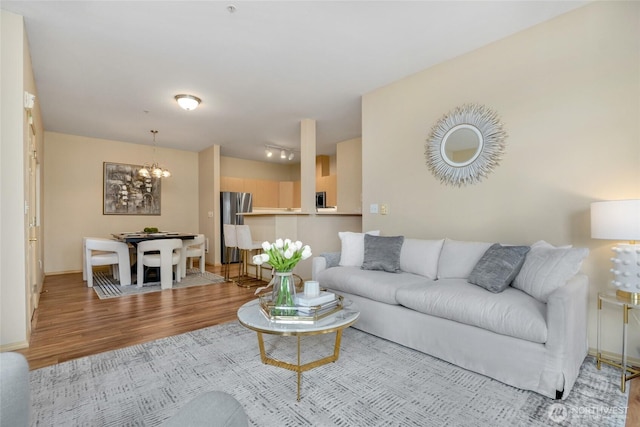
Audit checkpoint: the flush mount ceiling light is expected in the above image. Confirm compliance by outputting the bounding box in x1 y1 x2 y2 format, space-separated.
174 94 201 111
139 130 171 178
264 144 297 161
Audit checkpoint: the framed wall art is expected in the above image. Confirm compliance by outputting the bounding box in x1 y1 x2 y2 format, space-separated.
103 162 161 215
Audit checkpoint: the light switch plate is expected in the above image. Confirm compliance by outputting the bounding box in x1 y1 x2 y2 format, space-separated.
370 204 379 214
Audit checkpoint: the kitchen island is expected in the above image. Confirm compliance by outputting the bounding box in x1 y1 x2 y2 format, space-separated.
239 209 361 280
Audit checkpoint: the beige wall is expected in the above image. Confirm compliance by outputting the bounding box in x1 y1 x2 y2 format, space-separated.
44 132 199 274
337 137 362 213
220 156 299 181
362 2 640 358
1 10 44 348
198 145 219 266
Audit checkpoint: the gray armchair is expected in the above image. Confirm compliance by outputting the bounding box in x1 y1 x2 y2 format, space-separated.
0 352 247 427
0 352 30 427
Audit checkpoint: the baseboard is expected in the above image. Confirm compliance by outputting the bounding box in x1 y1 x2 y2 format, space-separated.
588 347 640 367
0 340 29 352
46 269 82 276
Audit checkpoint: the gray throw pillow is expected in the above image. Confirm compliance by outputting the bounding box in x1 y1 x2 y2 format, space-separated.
320 252 341 269
468 243 531 293
362 235 405 273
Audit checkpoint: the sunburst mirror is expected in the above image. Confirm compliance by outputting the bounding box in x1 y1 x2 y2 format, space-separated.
425 104 507 187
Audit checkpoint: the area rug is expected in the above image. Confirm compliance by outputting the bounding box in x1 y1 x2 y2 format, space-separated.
29 321 629 426
92 268 226 299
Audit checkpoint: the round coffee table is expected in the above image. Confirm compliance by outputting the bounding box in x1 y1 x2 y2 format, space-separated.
237 298 359 400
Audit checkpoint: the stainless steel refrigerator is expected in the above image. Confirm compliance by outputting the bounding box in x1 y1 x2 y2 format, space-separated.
221 192 253 263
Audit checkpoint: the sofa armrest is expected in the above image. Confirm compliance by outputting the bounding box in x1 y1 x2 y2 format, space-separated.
312 257 327 281
0 352 30 426
311 252 340 281
545 273 589 396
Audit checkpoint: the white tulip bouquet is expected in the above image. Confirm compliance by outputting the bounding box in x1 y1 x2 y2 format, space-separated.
253 239 312 314
253 238 312 272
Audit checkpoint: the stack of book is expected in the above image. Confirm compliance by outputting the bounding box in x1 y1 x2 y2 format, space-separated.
294 291 338 315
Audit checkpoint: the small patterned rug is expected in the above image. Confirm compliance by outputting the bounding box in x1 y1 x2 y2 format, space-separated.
92 268 226 299
29 321 629 426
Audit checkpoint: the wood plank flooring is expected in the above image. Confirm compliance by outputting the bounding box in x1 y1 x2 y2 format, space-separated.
15 264 639 426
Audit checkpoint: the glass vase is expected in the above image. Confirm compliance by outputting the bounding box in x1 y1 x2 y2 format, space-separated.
271 271 296 316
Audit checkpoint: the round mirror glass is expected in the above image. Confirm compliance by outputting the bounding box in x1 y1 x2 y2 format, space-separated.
440 124 483 167
425 104 507 187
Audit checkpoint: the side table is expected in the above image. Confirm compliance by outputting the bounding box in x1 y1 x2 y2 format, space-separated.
597 292 640 392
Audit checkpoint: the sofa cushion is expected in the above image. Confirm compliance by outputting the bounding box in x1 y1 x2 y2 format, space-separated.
362 235 404 273
437 239 493 279
399 238 444 279
468 244 530 293
513 240 589 302
318 266 429 305
396 279 548 343
338 230 380 267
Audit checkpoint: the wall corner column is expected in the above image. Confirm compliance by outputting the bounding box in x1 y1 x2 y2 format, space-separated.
300 119 316 213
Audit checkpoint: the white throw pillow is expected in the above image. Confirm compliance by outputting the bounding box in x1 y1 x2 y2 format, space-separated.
399 239 444 279
338 230 380 267
437 238 493 279
512 240 589 302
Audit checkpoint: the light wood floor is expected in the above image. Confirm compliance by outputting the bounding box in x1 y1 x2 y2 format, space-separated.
16 264 639 426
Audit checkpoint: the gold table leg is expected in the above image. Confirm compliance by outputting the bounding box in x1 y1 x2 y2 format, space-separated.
595 296 640 392
256 330 344 401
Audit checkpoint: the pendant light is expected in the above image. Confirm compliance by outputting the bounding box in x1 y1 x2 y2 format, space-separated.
139 130 171 178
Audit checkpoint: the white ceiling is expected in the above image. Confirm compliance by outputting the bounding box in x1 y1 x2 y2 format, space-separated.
2 1 587 162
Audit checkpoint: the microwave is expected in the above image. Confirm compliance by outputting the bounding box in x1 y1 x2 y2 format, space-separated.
315 192 326 208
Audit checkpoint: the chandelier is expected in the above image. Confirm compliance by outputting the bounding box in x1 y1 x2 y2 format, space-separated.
139 130 171 178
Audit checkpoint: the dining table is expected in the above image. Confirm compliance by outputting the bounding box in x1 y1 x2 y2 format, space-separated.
112 232 199 283
112 232 197 244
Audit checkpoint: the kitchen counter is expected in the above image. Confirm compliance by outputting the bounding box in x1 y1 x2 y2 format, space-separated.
239 211 361 216
239 208 361 216
240 211 362 279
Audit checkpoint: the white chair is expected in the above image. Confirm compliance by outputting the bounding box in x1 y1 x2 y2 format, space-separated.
181 234 206 278
235 225 264 284
223 224 238 281
137 239 183 290
83 237 132 287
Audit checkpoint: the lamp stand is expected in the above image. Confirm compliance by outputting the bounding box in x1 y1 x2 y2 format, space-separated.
610 242 640 304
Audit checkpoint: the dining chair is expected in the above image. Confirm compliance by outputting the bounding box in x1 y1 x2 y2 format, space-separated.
137 238 183 290
83 237 132 287
222 224 238 281
235 225 264 285
181 234 206 278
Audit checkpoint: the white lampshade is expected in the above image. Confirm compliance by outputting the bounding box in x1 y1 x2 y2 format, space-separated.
591 199 640 241
175 94 201 111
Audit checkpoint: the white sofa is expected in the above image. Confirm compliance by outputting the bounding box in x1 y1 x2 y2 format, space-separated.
312 236 590 399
